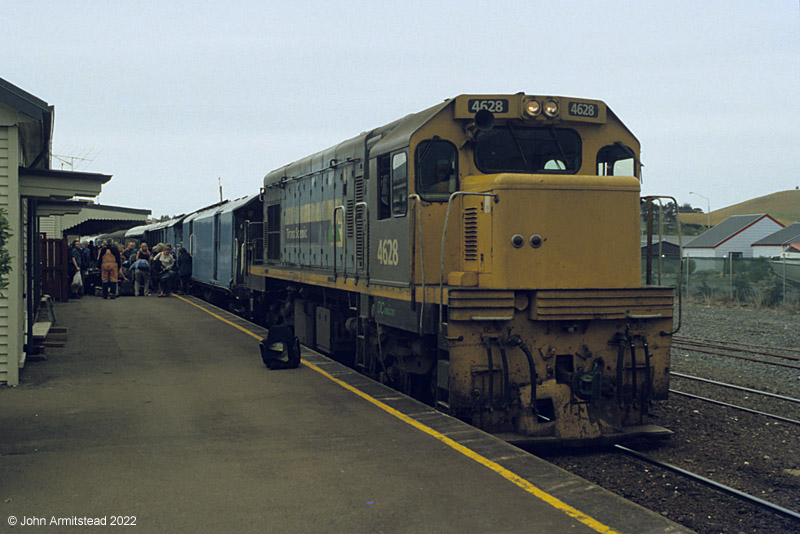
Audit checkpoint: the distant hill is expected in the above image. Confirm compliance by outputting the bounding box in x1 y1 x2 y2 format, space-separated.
679 190 800 227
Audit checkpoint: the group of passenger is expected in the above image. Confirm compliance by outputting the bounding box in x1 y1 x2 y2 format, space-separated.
68 239 192 300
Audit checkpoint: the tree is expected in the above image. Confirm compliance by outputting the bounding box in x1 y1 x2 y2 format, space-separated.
0 209 12 298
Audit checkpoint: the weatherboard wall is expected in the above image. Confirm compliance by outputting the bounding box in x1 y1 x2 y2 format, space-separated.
0 120 22 385
684 217 784 259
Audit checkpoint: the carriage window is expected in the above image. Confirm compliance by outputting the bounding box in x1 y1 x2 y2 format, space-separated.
474 127 581 174
597 143 636 177
415 140 457 201
377 155 391 220
392 152 407 217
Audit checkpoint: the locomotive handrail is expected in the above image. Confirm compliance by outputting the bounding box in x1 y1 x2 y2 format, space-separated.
409 194 425 332
244 220 264 264
332 205 346 279
439 191 499 334
239 239 247 279
641 194 682 336
282 158 361 184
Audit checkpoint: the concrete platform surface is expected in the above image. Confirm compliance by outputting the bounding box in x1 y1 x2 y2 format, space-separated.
0 295 693 533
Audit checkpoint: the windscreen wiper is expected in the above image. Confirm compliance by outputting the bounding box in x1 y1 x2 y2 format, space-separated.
415 135 440 170
507 123 534 171
548 126 569 170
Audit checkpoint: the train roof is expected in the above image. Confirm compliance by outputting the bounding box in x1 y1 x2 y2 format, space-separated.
124 222 160 237
218 193 260 214
262 94 638 187
263 99 451 187
183 195 258 223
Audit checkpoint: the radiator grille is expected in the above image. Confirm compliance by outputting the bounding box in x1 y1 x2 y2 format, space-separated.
354 176 366 270
463 207 479 261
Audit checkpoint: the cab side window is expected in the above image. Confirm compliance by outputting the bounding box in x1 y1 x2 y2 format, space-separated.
597 143 636 177
377 155 391 220
391 152 407 217
415 140 457 201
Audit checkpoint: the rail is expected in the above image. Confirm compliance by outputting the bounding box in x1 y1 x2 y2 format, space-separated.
671 372 800 404
673 337 800 361
669 389 800 425
615 444 800 522
672 340 800 370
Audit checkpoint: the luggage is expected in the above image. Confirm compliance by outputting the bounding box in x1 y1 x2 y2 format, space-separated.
259 324 301 370
119 279 135 297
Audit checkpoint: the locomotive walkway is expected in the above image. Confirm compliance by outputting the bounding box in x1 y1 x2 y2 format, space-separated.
0 295 692 534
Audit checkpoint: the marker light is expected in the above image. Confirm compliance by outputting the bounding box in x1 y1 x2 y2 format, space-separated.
523 99 541 117
543 100 559 117
511 234 525 248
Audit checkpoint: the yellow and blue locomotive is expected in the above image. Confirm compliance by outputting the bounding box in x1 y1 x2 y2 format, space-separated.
243 94 673 445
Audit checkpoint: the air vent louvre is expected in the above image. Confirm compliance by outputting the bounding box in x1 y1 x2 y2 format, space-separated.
464 207 479 261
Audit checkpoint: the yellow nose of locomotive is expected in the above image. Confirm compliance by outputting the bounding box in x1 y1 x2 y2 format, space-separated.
455 173 642 290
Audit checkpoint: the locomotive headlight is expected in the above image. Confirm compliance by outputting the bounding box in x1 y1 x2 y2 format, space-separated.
511 234 525 248
530 234 543 248
543 100 559 117
523 99 541 118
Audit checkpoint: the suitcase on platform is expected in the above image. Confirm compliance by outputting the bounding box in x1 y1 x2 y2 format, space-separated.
119 280 135 297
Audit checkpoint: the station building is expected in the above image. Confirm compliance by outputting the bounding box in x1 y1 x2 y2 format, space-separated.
0 77 112 385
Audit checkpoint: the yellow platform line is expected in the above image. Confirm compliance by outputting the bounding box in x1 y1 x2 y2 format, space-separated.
175 294 619 534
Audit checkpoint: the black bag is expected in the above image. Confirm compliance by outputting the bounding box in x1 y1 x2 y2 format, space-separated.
259 324 301 370
119 280 135 296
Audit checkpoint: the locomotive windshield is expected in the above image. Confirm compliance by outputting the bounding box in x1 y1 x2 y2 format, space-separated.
474 126 581 174
415 139 458 201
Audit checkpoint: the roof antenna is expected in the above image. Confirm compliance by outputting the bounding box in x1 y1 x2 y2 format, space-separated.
218 177 223 202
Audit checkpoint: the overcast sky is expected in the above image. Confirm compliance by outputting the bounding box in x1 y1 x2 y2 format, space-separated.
3 1 799 218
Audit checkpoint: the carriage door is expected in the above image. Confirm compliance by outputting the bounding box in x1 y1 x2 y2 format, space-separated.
370 151 410 286
213 213 220 281
186 221 194 255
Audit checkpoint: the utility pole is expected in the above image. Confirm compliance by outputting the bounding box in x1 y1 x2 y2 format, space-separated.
689 192 711 229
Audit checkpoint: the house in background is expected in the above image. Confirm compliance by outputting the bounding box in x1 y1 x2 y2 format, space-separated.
751 222 800 259
683 214 784 259
641 235 683 259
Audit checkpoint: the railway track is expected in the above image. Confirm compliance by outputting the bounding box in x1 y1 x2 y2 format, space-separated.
669 336 800 423
672 336 800 369
541 307 800 534
614 445 800 522
669 388 800 425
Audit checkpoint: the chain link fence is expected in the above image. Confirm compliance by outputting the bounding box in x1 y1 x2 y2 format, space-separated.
643 255 800 310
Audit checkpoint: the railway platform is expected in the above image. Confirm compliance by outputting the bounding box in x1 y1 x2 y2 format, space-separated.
0 295 693 533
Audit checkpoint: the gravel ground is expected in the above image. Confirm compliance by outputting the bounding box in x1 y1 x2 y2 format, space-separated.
540 304 800 534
